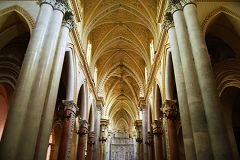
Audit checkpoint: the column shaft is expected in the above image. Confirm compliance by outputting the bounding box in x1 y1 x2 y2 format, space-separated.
58 101 78 160
34 13 74 159
87 132 95 160
141 105 148 160
0 1 54 159
171 4 213 159
93 105 101 160
153 120 163 160
77 119 89 160
182 2 232 159
167 25 197 159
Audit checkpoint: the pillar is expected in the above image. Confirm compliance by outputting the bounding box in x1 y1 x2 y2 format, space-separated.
181 0 232 159
93 101 102 160
0 1 55 159
169 1 213 159
135 120 143 160
106 131 112 160
58 100 78 160
87 132 95 160
163 10 197 160
77 119 89 160
140 101 148 160
100 119 108 160
162 100 178 160
152 119 163 160
146 132 154 160
34 11 75 160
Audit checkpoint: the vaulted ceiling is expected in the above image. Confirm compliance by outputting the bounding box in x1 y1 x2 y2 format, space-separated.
83 0 158 132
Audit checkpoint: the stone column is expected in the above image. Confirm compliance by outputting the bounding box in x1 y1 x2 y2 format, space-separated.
181 0 232 159
58 100 78 160
93 101 102 160
152 119 163 160
16 1 66 159
135 120 143 160
77 119 89 160
100 119 108 160
87 131 95 160
146 132 154 160
162 100 178 160
106 132 112 160
163 11 197 160
34 11 75 160
0 1 55 159
140 101 148 160
169 2 213 158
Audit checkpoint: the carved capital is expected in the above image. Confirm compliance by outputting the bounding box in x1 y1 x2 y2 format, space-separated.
136 137 143 143
99 137 107 143
145 132 153 145
180 0 196 8
39 0 56 7
62 10 76 29
152 120 163 136
96 100 103 112
54 1 66 14
139 100 147 111
163 10 174 31
135 120 142 131
77 119 89 135
163 100 178 120
88 131 95 145
171 2 183 14
62 100 78 114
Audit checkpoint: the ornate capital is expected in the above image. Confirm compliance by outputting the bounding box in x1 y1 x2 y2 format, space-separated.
62 10 76 29
39 0 56 8
180 0 196 8
135 120 142 131
163 100 178 120
145 132 153 145
170 2 183 14
96 100 103 112
54 1 66 14
77 119 89 135
139 100 146 111
88 131 95 145
100 119 109 129
62 100 78 115
99 137 107 143
163 9 174 31
136 137 143 143
152 119 163 136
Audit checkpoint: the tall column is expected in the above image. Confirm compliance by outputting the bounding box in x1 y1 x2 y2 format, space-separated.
58 100 78 160
35 11 75 160
152 119 163 160
87 131 95 160
17 1 66 159
106 131 112 160
100 119 108 160
0 1 55 159
163 12 197 160
162 100 178 160
93 101 102 160
135 120 143 160
140 101 148 160
181 0 233 159
169 2 213 159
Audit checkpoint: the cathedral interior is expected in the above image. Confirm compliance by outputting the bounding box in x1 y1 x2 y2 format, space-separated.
0 0 240 160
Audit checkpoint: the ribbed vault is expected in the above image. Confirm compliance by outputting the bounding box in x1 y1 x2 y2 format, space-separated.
83 0 158 133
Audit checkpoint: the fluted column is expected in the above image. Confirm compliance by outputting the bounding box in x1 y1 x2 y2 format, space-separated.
100 119 108 160
77 119 89 160
58 100 78 160
152 119 163 160
140 101 148 160
87 131 95 160
169 2 213 159
163 11 197 160
162 100 178 160
135 120 143 160
0 1 55 159
181 0 233 159
35 11 75 160
93 101 102 160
